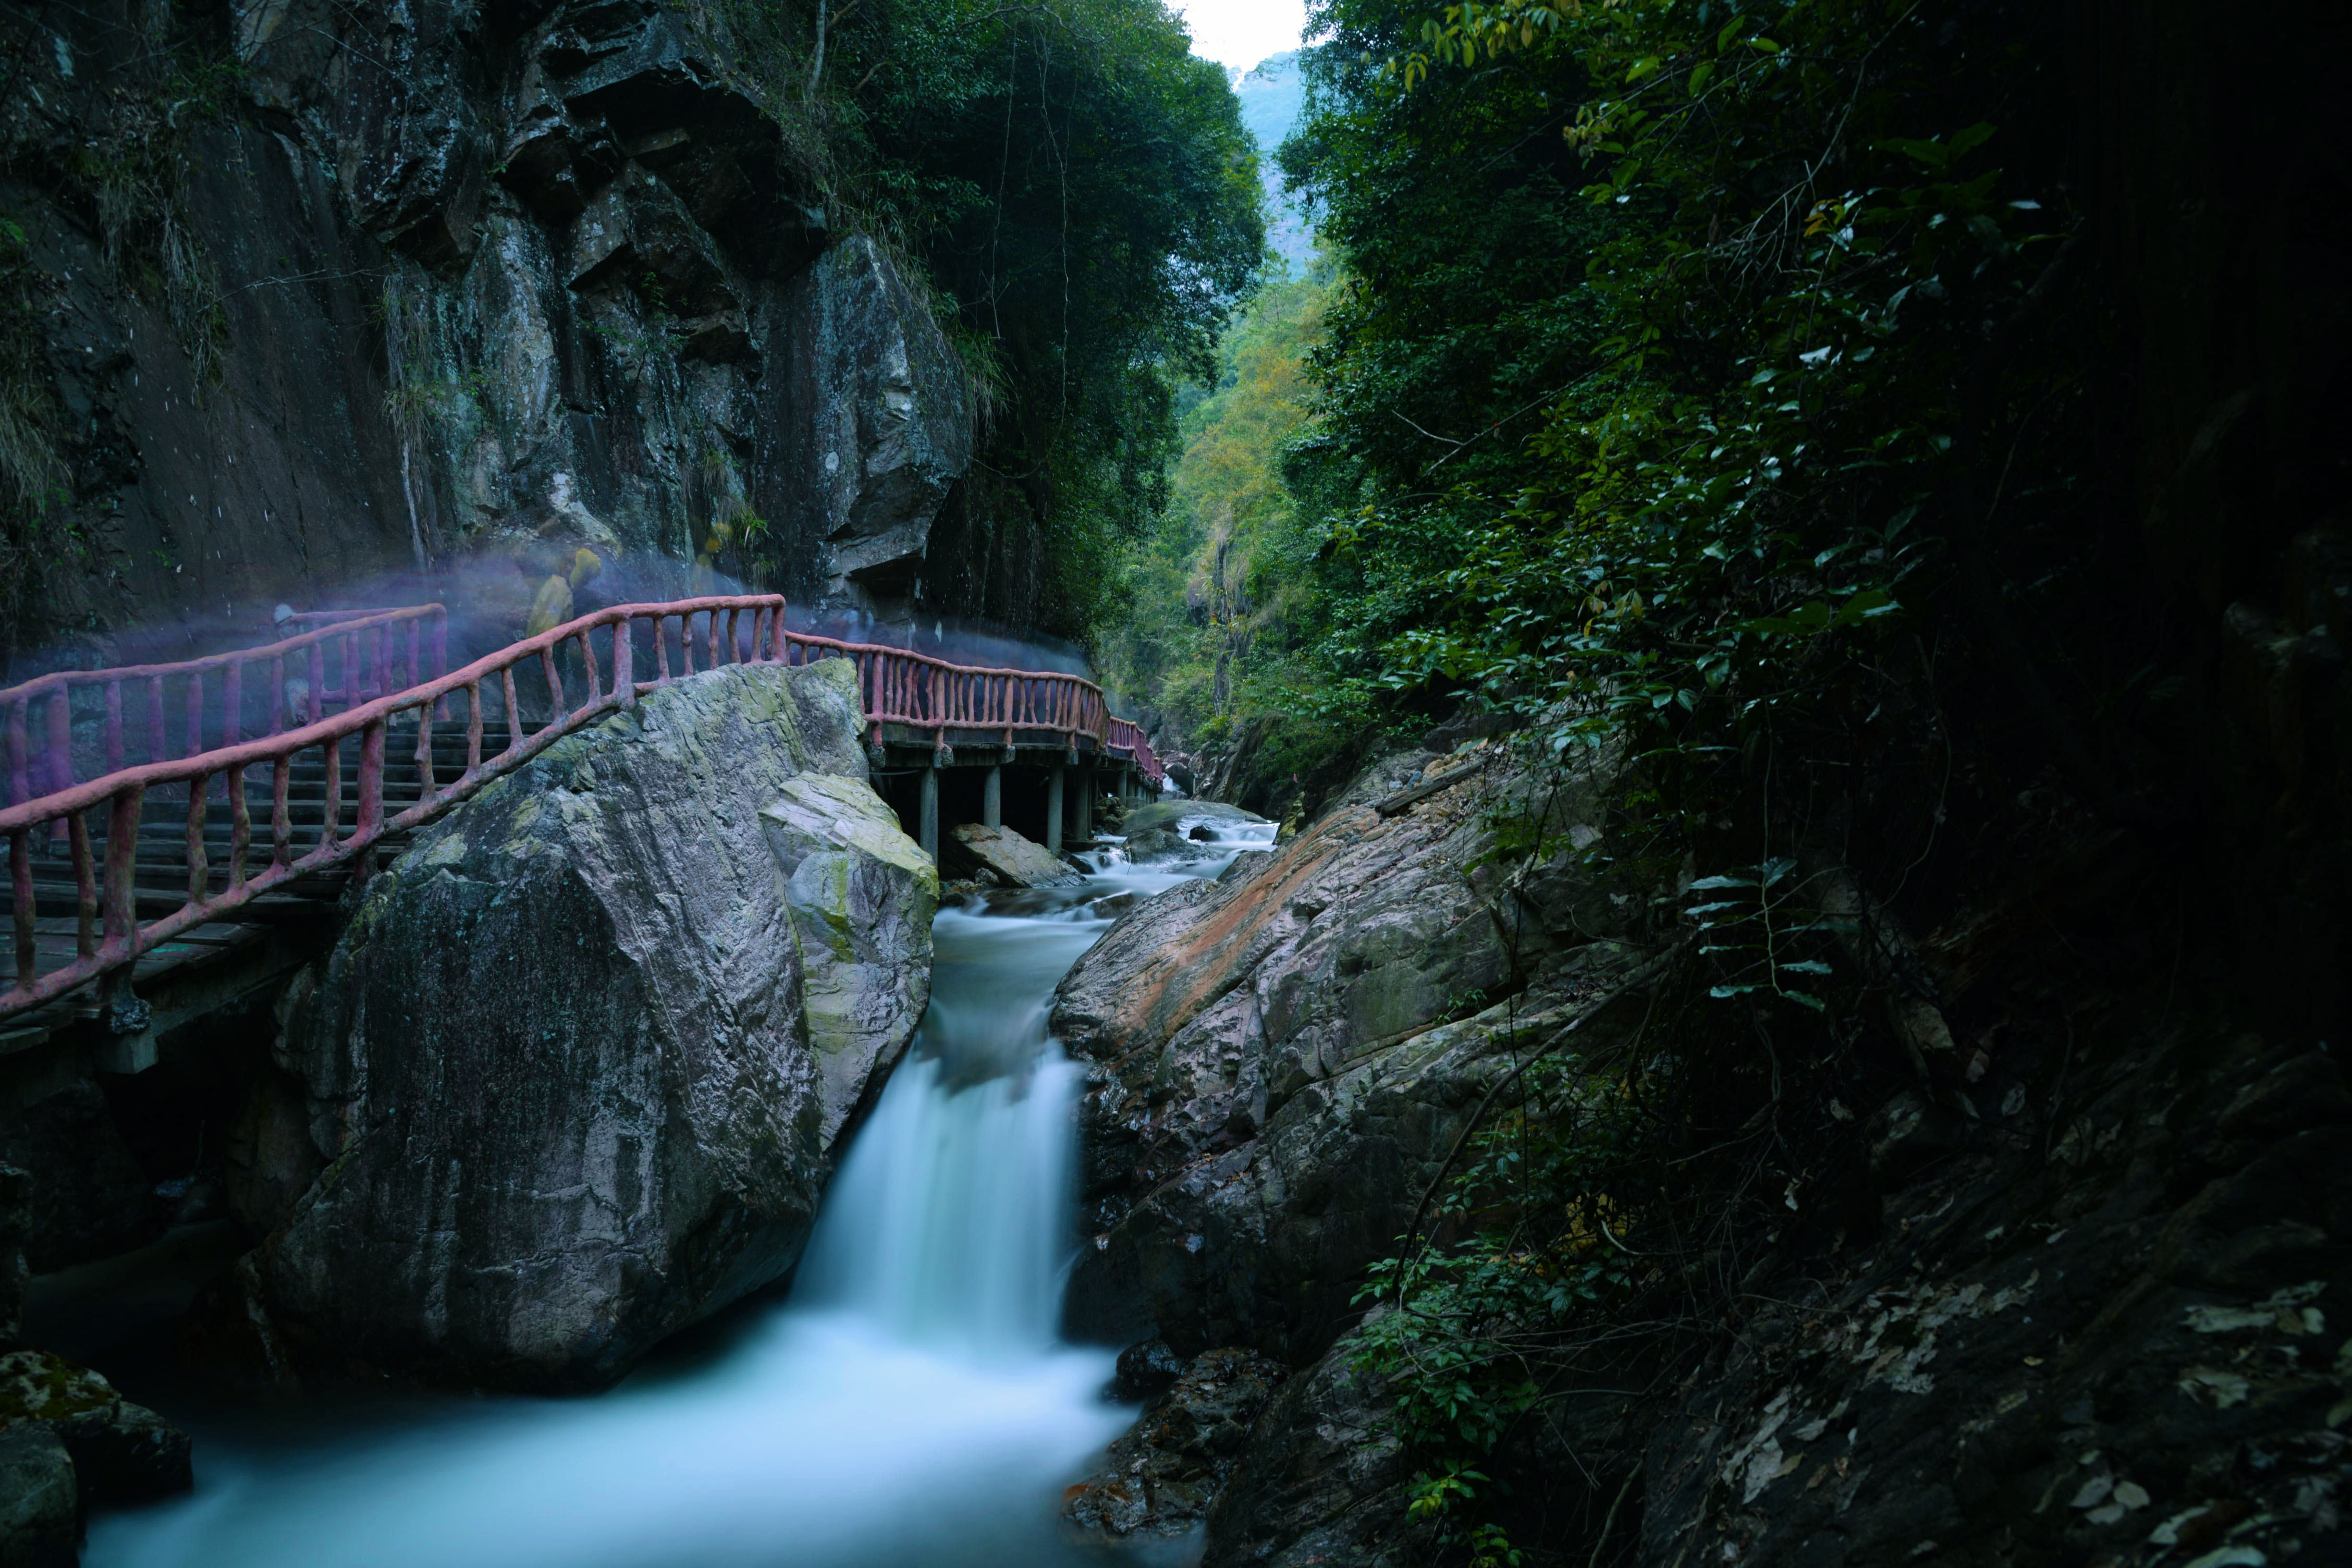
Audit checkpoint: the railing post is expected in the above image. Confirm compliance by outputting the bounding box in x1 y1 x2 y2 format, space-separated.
186 774 209 904
227 763 249 892
102 786 142 959
307 642 324 726
6 699 24 808
69 813 94 958
615 617 635 709
356 720 386 849
271 757 291 869
104 683 123 776
9 830 31 991
46 688 71 797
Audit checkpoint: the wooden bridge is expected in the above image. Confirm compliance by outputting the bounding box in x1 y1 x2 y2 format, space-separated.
0 594 1160 1054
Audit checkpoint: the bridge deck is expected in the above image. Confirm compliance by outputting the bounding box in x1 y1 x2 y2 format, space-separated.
3 595 1161 1032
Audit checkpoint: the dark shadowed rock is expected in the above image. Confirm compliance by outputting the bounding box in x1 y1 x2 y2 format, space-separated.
1199 1332 1415 1568
3 0 975 655
0 1084 158 1271
250 662 933 1390
0 1423 76 1566
0 1349 192 1506
1065 1346 1290 1546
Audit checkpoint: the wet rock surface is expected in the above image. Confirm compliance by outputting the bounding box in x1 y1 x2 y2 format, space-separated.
761 776 940 1146
1200 1333 1413 1568
238 662 931 1390
1065 1346 1290 1546
0 1349 193 1508
948 823 1084 888
1119 802 1271 867
1052 743 1637 1365
0 1422 76 1566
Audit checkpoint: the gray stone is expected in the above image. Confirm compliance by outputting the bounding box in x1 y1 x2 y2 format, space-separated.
946 823 1082 888
1065 1347 1289 1544
761 777 939 1145
1121 801 1269 838
756 235 974 605
256 662 932 1390
1199 1332 1416 1568
0 1 983 659
0 1350 192 1505
0 1424 75 1567
1053 745 1643 1364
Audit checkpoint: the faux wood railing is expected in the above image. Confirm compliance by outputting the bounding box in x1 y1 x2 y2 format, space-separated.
0 596 1159 1020
3 604 450 814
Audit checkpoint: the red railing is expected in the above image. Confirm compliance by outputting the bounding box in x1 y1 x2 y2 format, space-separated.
0 595 1160 1020
2 604 450 814
775 633 1161 786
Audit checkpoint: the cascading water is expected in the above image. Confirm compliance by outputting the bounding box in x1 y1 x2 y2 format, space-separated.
84 841 1263 1568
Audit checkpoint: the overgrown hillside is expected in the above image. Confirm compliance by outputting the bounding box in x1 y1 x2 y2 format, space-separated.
1097 0 2352 1560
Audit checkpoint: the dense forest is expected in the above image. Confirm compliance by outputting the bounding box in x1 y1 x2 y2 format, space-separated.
1099 0 2349 1559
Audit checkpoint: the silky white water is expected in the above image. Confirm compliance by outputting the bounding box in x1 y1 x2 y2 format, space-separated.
84 858 1245 1568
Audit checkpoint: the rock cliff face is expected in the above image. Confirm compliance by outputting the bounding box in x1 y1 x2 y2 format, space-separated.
227 660 935 1390
1 0 970 660
1051 743 1639 1366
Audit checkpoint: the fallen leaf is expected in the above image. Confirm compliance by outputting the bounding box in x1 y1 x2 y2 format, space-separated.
2148 1505 2210 1546
2177 1367 2251 1408
2113 1480 2150 1510
2071 1475 2115 1509
2180 1549 2265 1568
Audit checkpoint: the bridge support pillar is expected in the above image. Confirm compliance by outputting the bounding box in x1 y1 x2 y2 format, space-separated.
920 765 939 864
1075 764 1093 841
984 764 1001 830
1046 760 1064 853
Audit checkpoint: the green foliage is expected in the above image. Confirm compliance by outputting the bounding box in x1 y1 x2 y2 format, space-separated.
1095 266 1402 770
695 0 1266 634
1153 0 2104 1540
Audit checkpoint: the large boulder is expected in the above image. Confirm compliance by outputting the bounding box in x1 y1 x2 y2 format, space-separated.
1052 743 1641 1364
249 660 934 1390
760 777 940 1144
0 1424 75 1566
946 822 1082 888
0 1349 193 1506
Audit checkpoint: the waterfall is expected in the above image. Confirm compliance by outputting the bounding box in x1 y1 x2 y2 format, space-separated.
89 905 1135 1568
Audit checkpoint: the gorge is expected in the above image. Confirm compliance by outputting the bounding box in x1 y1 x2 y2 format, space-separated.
3 0 2349 1565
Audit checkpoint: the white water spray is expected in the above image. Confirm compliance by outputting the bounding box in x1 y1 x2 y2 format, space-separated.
90 902 1140 1568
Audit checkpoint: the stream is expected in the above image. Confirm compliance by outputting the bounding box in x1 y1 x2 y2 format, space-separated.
77 816 1275 1568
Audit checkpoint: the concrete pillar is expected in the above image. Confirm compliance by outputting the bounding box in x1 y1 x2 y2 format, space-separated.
920 765 939 863
984 764 1002 830
1075 764 1093 841
1046 760 1064 853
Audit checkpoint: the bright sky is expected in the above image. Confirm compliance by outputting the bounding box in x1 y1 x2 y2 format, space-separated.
1169 0 1309 72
